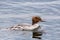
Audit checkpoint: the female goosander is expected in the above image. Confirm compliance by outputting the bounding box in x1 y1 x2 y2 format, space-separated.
9 16 44 31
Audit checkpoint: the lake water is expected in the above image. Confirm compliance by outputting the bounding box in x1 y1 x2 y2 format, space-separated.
0 0 60 40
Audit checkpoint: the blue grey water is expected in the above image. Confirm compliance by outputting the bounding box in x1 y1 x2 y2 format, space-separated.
0 0 60 40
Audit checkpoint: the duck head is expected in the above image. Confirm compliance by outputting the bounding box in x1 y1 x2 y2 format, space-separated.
32 16 45 25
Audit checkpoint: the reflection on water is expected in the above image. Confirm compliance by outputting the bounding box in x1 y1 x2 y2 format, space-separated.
32 31 43 39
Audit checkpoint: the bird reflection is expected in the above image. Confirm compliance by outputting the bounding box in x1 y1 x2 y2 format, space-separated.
32 25 43 39
32 31 43 39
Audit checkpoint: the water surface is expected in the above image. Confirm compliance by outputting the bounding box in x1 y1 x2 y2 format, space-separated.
0 0 60 40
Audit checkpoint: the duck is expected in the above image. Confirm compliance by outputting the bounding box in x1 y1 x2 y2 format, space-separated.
9 16 45 31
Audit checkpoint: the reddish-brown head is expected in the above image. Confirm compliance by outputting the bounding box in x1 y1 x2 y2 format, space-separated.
32 16 44 25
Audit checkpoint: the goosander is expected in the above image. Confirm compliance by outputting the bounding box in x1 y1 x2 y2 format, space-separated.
9 16 45 31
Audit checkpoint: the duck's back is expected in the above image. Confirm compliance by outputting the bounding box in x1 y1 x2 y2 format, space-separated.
10 23 40 31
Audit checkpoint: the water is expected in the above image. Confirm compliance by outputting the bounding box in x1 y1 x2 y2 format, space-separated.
0 0 60 40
